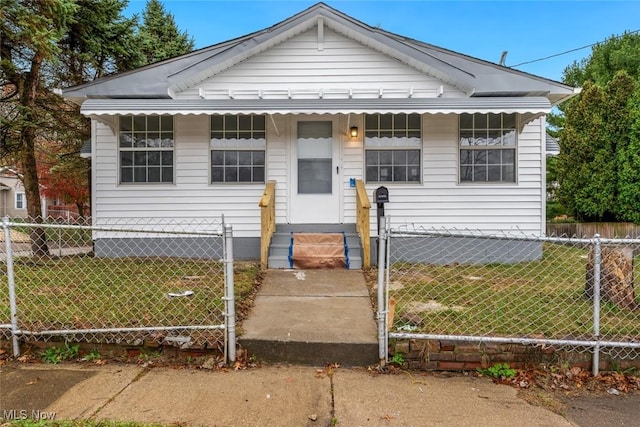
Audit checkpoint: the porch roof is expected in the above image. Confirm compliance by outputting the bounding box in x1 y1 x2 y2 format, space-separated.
81 97 552 116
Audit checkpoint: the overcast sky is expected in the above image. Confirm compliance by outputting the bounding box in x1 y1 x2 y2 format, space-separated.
124 0 640 82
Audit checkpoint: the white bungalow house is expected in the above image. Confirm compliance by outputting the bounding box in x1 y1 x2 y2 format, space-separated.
62 3 577 267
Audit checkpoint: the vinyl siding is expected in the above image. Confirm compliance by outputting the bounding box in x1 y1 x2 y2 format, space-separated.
93 117 264 237
266 115 289 223
174 28 463 100
92 115 544 238
360 115 544 235
0 176 28 218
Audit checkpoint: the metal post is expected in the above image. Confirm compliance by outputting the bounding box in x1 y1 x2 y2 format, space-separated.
3 216 20 357
377 216 387 365
384 216 392 363
592 234 601 376
223 223 236 363
58 224 62 257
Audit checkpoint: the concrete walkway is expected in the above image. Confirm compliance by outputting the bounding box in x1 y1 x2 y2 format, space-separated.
239 269 379 365
1 363 575 426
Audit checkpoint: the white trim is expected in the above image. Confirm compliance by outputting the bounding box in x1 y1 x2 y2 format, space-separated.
81 97 552 117
91 119 97 221
317 16 324 51
456 113 520 185
15 192 26 210
541 116 547 234
288 115 343 223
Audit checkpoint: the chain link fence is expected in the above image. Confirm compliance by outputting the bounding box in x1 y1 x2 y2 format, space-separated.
1 216 236 360
378 221 640 372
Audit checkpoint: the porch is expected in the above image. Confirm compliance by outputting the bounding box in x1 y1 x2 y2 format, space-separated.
258 179 372 270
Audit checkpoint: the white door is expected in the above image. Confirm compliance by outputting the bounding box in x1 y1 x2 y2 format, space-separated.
290 116 341 223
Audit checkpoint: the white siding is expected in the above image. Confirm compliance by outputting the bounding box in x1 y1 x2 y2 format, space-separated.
341 114 364 224
92 114 544 239
360 115 544 235
266 115 289 223
175 28 463 99
93 117 265 237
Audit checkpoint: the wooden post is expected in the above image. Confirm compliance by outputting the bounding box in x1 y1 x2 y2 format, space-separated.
586 245 638 310
355 179 371 269
258 181 276 269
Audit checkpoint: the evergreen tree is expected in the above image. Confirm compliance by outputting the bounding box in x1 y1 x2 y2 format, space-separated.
617 88 640 223
557 82 614 220
1 0 78 254
136 0 195 64
553 33 640 223
57 0 143 84
1 0 141 253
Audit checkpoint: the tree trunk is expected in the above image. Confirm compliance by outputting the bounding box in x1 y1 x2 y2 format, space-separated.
76 202 85 219
585 246 638 310
19 52 49 256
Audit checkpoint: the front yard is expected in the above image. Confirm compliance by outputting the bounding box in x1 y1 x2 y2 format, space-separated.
381 242 640 341
0 255 261 346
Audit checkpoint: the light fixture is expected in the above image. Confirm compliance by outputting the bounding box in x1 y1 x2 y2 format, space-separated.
350 126 358 138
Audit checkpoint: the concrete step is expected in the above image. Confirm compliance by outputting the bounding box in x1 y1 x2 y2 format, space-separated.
267 226 364 269
239 270 379 366
268 253 363 270
270 232 361 247
239 339 378 366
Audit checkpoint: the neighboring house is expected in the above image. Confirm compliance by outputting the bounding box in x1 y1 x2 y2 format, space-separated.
62 3 577 265
0 168 47 218
545 133 560 202
546 133 560 156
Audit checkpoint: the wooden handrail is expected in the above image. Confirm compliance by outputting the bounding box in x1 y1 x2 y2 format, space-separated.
355 179 371 268
259 180 277 268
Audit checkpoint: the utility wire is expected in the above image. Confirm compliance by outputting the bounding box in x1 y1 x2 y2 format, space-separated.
508 29 640 68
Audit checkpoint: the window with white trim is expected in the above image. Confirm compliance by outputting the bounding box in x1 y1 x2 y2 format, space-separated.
119 115 174 183
15 192 26 209
459 113 516 183
210 115 266 183
364 113 421 183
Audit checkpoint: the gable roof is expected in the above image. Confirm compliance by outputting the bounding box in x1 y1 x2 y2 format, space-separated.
63 2 576 106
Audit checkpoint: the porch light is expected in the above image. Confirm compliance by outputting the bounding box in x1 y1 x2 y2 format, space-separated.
350 126 358 138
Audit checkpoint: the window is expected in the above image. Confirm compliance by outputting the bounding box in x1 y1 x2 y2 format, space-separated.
459 113 516 183
211 115 266 183
15 193 26 210
364 113 421 183
119 115 174 184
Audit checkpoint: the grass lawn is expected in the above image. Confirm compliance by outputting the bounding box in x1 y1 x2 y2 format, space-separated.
0 255 261 346
386 243 640 341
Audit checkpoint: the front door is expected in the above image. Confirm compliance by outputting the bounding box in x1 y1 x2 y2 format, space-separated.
290 116 341 223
